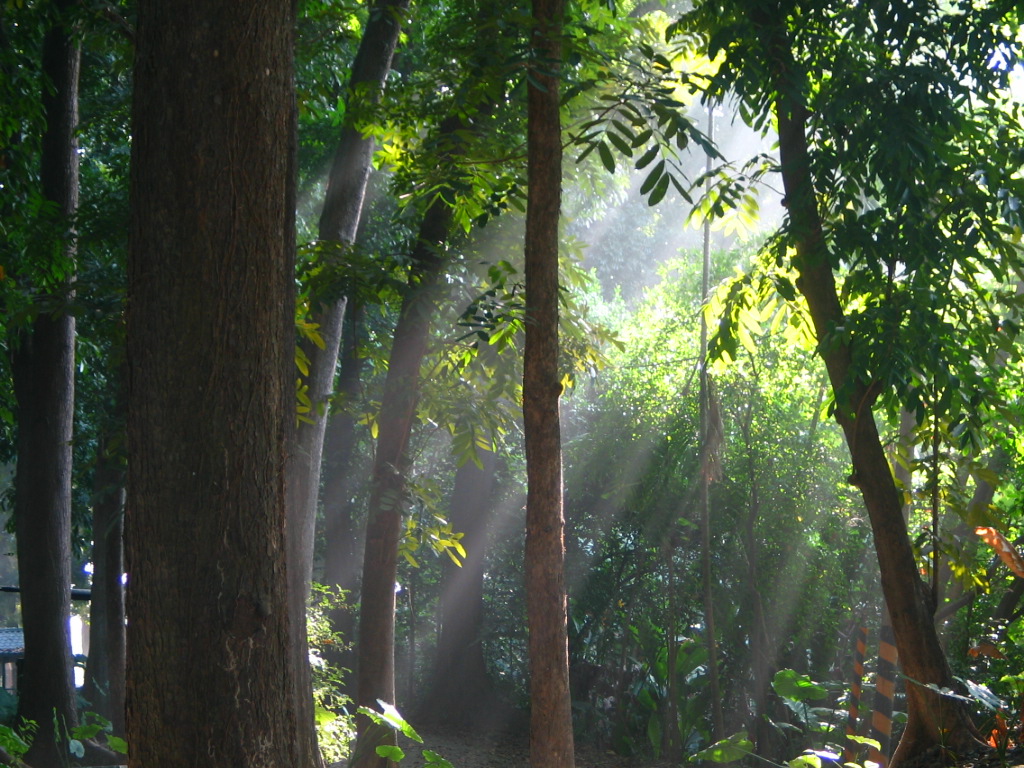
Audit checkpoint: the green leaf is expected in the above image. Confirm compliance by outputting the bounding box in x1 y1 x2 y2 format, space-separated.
846 735 881 751
648 173 671 206
597 141 616 173
423 749 455 767
606 130 633 157
635 144 659 169
773 669 827 701
640 160 665 196
689 731 753 763
314 704 337 725
788 755 821 768
376 745 406 761
107 735 128 755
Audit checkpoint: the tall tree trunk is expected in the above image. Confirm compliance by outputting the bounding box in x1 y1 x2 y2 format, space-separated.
740 406 774 757
126 0 299 764
698 105 725 744
12 3 80 764
82 432 126 736
287 3 408 760
523 0 574 764
351 197 454 768
417 451 499 728
320 308 368 702
748 10 983 765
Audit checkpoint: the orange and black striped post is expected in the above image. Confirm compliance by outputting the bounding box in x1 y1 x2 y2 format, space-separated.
868 622 898 768
844 626 868 762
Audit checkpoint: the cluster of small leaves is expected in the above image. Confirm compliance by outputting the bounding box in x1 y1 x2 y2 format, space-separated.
561 3 720 205
67 711 127 758
397 475 467 568
567 29 719 207
705 246 816 368
0 717 34 761
295 0 365 180
307 584 357 764
295 313 328 425
368 0 531 229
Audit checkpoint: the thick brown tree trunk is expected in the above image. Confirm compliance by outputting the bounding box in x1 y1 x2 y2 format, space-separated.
82 432 126 736
749 11 984 765
523 0 575 764
286 4 408 760
351 198 453 768
126 0 300 765
12 311 78 768
11 3 80 764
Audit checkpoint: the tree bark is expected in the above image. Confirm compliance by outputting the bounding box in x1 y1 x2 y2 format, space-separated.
417 451 500 728
82 432 126 736
524 0 575 764
286 3 408 760
320 308 368 702
351 196 454 768
126 0 299 765
748 10 984 765
11 3 80 764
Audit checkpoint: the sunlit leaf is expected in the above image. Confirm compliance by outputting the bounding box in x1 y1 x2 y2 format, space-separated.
773 669 827 701
690 731 753 763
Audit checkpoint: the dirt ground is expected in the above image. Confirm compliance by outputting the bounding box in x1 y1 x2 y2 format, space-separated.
396 729 680 768
395 735 1024 768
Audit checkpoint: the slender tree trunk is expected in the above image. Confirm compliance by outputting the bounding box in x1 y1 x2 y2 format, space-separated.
524 0 574 764
748 10 983 765
698 105 725 744
739 407 774 756
126 0 299 764
12 3 80 764
82 432 126 736
320 308 368 701
351 198 454 768
418 451 499 728
662 548 680 759
286 4 408 760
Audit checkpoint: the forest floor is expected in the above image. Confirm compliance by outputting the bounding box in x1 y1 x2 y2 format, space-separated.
398 728 677 768
396 733 1024 768
900 747 1024 768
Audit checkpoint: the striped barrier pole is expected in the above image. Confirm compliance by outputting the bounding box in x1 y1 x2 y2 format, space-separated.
868 622 898 768
844 625 868 762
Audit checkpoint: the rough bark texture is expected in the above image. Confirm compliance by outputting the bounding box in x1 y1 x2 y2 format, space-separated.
748 10 983 766
416 451 501 728
82 433 127 736
126 0 299 765
11 3 81 764
351 198 453 768
523 0 575 765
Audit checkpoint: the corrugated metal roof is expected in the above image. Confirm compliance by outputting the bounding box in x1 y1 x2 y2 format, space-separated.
0 628 24 655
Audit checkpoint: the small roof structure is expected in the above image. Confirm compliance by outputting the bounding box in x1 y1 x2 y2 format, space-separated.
0 628 24 660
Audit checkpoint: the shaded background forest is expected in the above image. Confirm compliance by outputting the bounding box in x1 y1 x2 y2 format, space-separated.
2 0 1024 766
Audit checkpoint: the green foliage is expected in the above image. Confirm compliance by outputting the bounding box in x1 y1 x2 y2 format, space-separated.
690 730 752 763
0 718 34 762
66 711 127 758
357 702 454 767
307 584 357 764
679 0 1024 435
